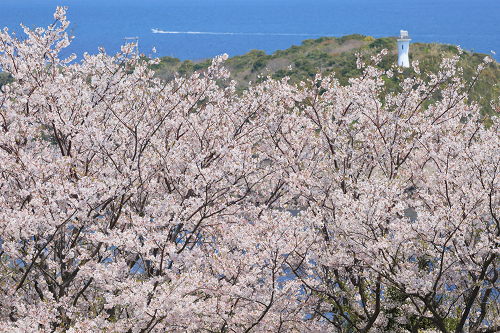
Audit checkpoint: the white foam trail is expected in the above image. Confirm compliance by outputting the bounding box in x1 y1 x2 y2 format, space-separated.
151 29 315 36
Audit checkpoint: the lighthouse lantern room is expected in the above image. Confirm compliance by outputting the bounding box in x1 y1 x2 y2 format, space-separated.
397 30 411 67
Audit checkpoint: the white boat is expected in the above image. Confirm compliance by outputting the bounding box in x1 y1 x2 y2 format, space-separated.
152 28 161 33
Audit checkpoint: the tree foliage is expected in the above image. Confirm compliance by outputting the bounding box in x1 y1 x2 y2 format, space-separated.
1 7 500 332
152 35 499 117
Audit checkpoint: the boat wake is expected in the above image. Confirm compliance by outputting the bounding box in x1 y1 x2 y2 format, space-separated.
151 29 314 36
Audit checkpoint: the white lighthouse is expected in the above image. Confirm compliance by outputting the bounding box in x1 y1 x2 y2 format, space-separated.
397 30 411 67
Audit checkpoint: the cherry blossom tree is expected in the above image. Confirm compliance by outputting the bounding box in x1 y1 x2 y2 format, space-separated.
269 53 500 332
0 7 499 333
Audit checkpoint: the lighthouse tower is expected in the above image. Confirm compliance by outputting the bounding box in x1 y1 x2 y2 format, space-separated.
397 30 411 67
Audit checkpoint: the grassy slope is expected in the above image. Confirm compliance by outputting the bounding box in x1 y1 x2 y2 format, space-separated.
1 34 498 115
150 34 500 116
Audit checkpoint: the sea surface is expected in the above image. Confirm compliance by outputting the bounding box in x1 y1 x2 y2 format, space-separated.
1 0 499 62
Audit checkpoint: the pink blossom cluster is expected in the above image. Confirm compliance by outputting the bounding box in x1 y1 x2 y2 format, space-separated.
0 7 499 333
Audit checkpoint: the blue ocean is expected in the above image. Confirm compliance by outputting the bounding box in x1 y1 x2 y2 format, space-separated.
1 0 499 62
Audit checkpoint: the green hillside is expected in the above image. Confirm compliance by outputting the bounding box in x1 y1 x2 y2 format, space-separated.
1 34 499 115
149 34 500 116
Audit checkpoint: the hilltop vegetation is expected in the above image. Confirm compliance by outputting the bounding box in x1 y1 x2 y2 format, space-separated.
149 34 500 116
1 33 498 115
